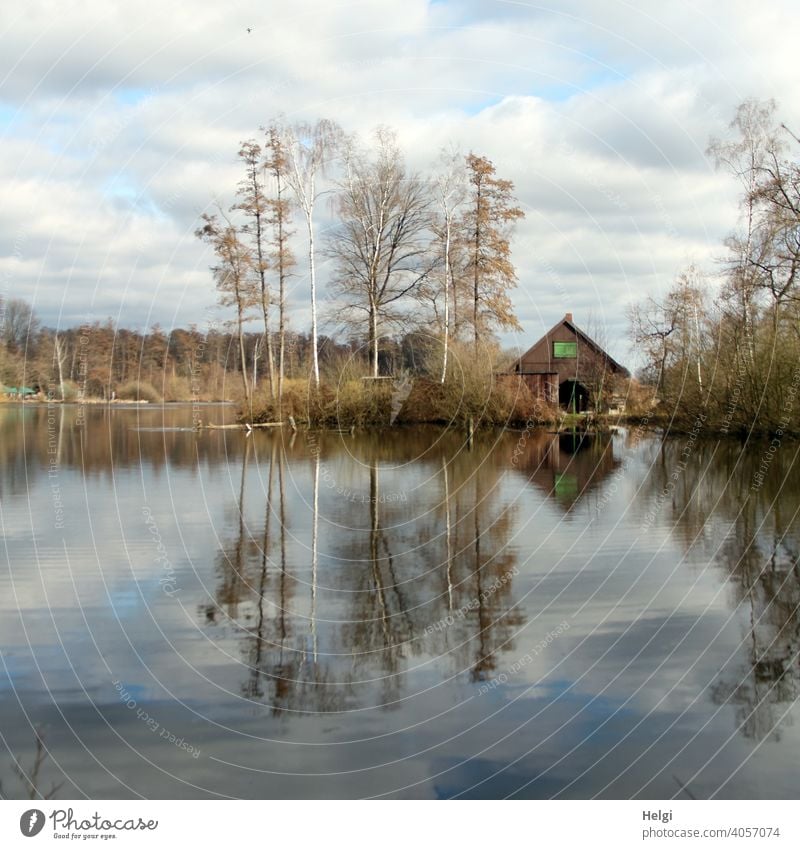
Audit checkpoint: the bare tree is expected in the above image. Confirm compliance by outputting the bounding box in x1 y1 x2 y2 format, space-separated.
628 267 708 410
627 297 676 395
1 297 40 356
579 313 618 412
431 148 466 382
283 119 342 387
709 99 782 358
710 99 800 339
327 127 434 377
750 150 800 322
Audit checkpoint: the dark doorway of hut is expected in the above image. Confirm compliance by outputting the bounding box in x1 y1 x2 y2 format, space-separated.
559 379 589 413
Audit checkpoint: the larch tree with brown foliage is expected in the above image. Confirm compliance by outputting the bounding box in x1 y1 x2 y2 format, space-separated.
460 153 524 355
195 209 255 413
235 139 275 397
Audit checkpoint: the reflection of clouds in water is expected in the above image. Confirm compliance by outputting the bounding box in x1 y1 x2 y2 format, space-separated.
3 407 800 797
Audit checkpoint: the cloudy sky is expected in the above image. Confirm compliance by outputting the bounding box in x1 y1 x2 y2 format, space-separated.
2 0 798 360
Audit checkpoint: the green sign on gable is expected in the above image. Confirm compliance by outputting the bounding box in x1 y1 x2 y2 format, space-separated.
553 341 577 358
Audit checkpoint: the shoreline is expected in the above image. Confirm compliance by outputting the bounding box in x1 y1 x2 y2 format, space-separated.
4 398 798 440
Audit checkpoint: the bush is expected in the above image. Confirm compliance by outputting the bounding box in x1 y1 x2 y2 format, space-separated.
246 367 561 429
57 380 81 401
163 375 192 402
243 336 570 429
116 380 161 403
249 378 395 428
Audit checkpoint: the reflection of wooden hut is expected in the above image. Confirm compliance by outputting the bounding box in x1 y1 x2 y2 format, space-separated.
507 313 629 412
511 430 619 510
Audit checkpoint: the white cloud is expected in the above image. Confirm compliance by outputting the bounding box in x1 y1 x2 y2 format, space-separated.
1 0 798 358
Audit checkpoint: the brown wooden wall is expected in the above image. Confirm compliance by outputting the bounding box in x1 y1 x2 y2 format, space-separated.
515 321 621 385
498 373 559 405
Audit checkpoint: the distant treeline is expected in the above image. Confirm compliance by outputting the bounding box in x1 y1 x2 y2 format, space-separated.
0 299 521 413
0 299 395 402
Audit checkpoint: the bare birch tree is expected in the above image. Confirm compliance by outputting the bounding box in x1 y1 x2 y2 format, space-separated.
327 127 434 377
708 99 781 363
52 333 67 399
283 119 342 387
431 148 466 382
628 267 707 410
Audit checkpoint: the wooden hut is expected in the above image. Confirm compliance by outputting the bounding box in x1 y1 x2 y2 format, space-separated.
508 313 629 412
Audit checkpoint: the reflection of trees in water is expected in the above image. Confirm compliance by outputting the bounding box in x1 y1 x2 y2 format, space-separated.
338 459 415 705
203 437 345 715
0 404 242 486
466 467 523 682
204 428 526 711
710 501 800 742
0 728 63 800
654 439 800 741
331 433 525 695
0 405 75 497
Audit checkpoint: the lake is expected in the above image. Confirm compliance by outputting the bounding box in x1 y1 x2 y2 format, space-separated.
1 403 799 799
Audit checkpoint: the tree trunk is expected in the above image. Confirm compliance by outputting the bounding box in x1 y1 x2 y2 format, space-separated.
451 258 458 340
260 298 275 398
236 304 251 415
253 337 260 390
370 302 379 377
694 303 703 392
311 449 319 662
473 186 481 357
308 214 320 386
54 334 66 399
257 250 275 399
442 456 453 610
441 221 450 384
250 163 275 400
277 183 287 413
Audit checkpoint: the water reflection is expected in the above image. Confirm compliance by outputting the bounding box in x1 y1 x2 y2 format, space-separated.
647 438 800 742
206 429 526 710
510 429 620 511
0 403 239 489
3 405 800 797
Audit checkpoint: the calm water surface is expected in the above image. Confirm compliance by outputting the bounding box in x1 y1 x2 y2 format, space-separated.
1 404 799 798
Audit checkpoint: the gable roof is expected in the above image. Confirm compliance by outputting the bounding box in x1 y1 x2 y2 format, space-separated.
513 314 629 376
